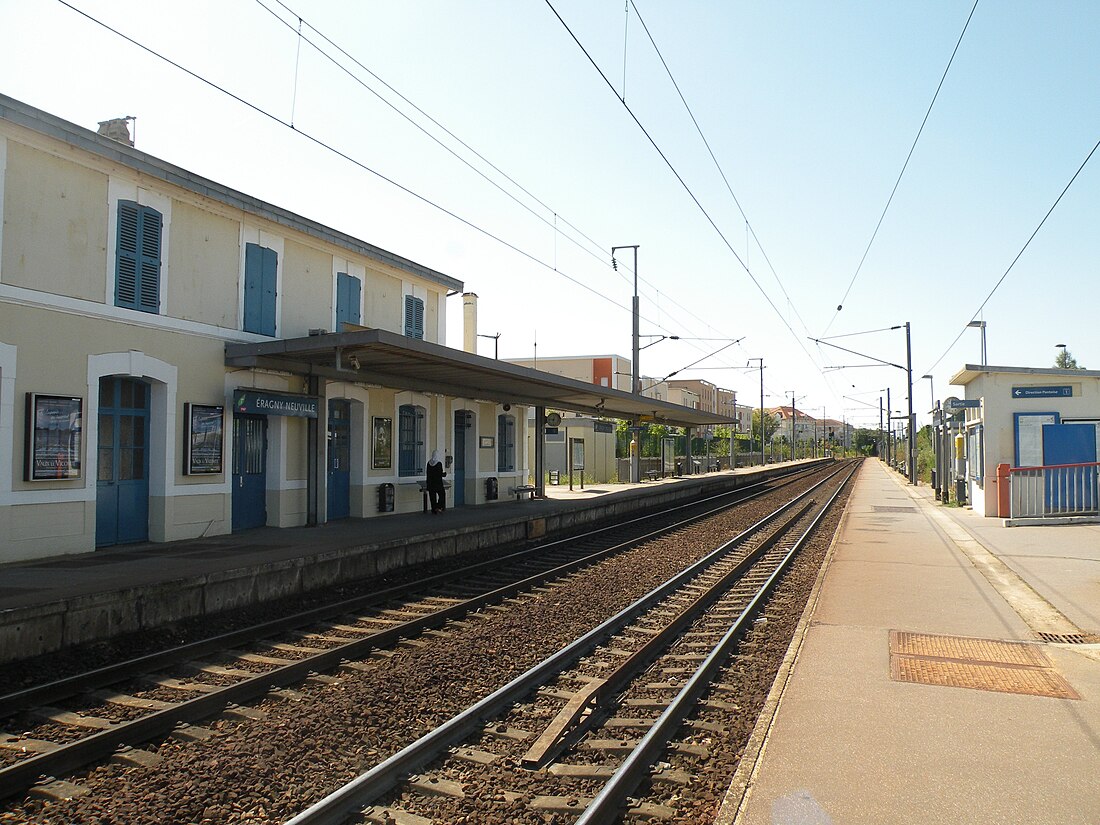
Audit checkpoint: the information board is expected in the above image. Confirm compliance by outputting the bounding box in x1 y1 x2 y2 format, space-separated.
1014 412 1058 467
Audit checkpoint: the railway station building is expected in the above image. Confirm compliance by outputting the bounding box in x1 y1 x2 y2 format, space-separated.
0 95 728 563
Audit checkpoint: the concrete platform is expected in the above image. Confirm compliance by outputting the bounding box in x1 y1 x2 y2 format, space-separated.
721 459 1100 825
0 462 818 664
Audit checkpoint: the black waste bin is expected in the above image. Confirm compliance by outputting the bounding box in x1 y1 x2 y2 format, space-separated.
378 482 394 513
485 477 498 501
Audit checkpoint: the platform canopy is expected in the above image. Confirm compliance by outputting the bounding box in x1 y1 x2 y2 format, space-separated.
225 327 732 428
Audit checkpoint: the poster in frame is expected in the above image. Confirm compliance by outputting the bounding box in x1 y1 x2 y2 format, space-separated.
184 403 224 475
25 393 83 481
372 416 393 470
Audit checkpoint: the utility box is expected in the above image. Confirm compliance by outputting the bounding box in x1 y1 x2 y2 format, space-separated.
378 483 394 513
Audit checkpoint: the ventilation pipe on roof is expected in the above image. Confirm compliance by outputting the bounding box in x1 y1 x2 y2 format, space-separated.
463 292 478 354
97 116 135 146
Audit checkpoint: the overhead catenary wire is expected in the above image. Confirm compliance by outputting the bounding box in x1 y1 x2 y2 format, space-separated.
628 0 813 340
259 0 733 364
55 0 656 326
922 131 1100 376
544 0 826 376
822 0 980 335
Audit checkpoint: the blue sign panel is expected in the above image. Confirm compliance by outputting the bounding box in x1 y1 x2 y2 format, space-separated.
1012 385 1072 399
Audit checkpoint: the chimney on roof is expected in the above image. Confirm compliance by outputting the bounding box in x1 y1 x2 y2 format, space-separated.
462 292 478 354
97 116 135 147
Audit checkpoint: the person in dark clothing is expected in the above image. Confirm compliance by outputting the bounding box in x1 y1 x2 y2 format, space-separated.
426 450 446 513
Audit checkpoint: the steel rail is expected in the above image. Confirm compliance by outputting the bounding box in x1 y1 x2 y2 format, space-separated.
281 463 849 825
0 462 819 718
576 463 857 824
0 464 829 801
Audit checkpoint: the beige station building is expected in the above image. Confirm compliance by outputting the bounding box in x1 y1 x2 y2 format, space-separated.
0 95 729 563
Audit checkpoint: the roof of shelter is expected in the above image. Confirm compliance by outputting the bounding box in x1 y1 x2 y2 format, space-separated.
226 328 733 427
950 364 1100 385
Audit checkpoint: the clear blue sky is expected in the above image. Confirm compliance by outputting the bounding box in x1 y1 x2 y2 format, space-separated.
4 0 1098 430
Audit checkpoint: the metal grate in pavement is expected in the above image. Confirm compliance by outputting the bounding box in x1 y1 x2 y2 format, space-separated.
889 630 1079 700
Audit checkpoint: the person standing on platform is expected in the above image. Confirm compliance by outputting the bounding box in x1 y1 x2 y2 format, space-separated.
426 450 446 513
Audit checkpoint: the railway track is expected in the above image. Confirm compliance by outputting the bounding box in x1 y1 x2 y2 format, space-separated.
283 461 856 825
0 463 834 807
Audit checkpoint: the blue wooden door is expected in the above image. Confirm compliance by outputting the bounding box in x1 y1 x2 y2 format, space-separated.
454 410 470 506
327 400 351 520
96 377 150 547
1042 423 1098 512
232 414 267 530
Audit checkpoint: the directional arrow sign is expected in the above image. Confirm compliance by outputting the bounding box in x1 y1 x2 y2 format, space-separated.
1011 385 1072 399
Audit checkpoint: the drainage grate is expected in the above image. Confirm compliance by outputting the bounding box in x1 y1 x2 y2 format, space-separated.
889 630 1079 700
1036 632 1099 645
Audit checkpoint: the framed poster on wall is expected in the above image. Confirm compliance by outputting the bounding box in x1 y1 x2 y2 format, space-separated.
372 416 392 469
184 404 224 474
25 393 83 480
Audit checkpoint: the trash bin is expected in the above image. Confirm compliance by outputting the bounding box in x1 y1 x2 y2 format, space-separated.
548 470 560 485
378 482 394 513
485 477 498 501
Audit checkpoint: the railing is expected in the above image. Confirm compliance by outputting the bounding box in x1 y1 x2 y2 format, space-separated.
1009 462 1100 519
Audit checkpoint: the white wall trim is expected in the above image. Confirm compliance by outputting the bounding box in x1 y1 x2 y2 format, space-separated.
0 282 269 344
0 340 16 502
0 136 7 284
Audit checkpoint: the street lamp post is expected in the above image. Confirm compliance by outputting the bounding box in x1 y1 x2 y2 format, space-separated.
787 391 796 461
612 244 640 483
967 320 987 365
747 358 764 466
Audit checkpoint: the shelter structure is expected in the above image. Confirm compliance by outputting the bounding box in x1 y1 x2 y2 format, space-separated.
949 364 1100 518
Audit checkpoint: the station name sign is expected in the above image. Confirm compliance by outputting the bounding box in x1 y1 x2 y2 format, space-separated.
1011 385 1072 399
234 389 319 418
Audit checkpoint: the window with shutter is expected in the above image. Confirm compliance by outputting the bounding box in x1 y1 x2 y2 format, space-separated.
337 272 361 329
244 243 278 336
398 404 426 476
404 295 425 340
115 200 161 313
498 414 515 472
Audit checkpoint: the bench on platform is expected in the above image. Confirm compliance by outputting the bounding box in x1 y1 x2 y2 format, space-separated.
510 484 537 501
402 480 452 512
644 470 661 481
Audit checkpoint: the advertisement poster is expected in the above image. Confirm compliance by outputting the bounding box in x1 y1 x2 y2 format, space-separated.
372 416 392 469
185 404 224 474
26 394 82 480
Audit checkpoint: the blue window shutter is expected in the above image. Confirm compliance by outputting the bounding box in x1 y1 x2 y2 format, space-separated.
404 295 424 339
337 273 361 329
404 295 415 337
244 244 262 333
115 201 139 309
261 247 277 336
244 244 277 336
115 201 162 313
137 207 162 313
